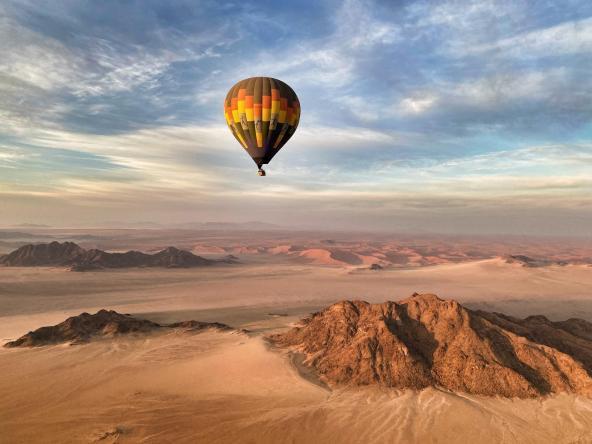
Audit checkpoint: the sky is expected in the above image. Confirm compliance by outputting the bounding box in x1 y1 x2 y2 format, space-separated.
0 0 591 235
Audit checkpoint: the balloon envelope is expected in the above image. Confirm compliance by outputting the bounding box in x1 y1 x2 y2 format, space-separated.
224 77 300 168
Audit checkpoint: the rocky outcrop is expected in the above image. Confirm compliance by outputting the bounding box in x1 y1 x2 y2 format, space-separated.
69 249 154 270
504 255 568 267
167 320 233 331
0 241 85 266
269 294 592 398
4 310 233 347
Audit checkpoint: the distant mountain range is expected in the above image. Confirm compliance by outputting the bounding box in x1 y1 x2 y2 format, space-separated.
92 220 285 230
182 221 283 230
0 241 237 271
270 293 592 398
2 221 286 230
0 231 38 239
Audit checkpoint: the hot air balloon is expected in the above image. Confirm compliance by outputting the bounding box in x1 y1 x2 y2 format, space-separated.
224 77 300 176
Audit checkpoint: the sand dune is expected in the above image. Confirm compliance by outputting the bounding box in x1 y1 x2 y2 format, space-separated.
1 330 591 443
192 244 226 254
298 248 349 266
6 228 589 269
268 244 293 254
2 258 592 346
1 240 591 443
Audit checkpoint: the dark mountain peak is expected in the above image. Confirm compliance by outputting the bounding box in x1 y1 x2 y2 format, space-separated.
524 314 552 323
556 318 592 341
157 246 182 254
5 310 160 347
0 241 85 266
504 254 565 267
151 246 211 268
5 310 235 347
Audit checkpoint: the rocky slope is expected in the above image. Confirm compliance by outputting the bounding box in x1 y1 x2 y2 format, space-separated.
269 294 592 398
0 242 236 270
504 254 568 267
0 241 85 266
4 310 233 347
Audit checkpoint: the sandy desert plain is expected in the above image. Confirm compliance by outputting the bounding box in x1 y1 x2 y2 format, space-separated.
1 227 592 443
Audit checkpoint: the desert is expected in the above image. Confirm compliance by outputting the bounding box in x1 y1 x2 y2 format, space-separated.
4 1 592 442
1 229 592 443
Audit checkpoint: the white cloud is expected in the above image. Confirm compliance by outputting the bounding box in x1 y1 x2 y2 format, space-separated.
431 144 592 172
294 124 400 148
336 0 400 48
333 95 382 122
0 148 24 168
415 0 521 29
412 1 592 63
194 0 401 100
71 43 171 97
399 95 438 115
392 67 580 119
4 120 590 209
0 11 226 133
0 18 81 91
468 16 592 58
452 68 568 105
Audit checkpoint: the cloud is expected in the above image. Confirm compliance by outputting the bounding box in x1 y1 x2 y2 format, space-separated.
466 16 592 58
393 1 592 134
192 0 402 110
0 0 591 235
414 0 521 29
399 95 438 115
0 146 25 168
3 121 590 206
0 1 231 134
392 67 592 135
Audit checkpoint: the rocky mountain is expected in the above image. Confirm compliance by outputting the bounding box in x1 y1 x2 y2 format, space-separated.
4 310 233 347
505 254 568 267
167 320 233 331
0 241 85 266
149 247 212 267
269 294 592 398
0 242 236 270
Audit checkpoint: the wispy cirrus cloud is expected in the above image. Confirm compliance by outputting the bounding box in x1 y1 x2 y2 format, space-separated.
464 16 592 58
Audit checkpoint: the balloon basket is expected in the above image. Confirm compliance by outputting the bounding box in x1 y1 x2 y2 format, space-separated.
257 168 266 176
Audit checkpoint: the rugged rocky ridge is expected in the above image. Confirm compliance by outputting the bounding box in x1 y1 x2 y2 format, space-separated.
4 310 234 347
0 241 85 266
0 242 236 270
504 254 568 267
269 294 592 398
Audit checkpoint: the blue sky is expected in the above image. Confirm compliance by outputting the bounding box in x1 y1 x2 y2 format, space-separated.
0 0 591 235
